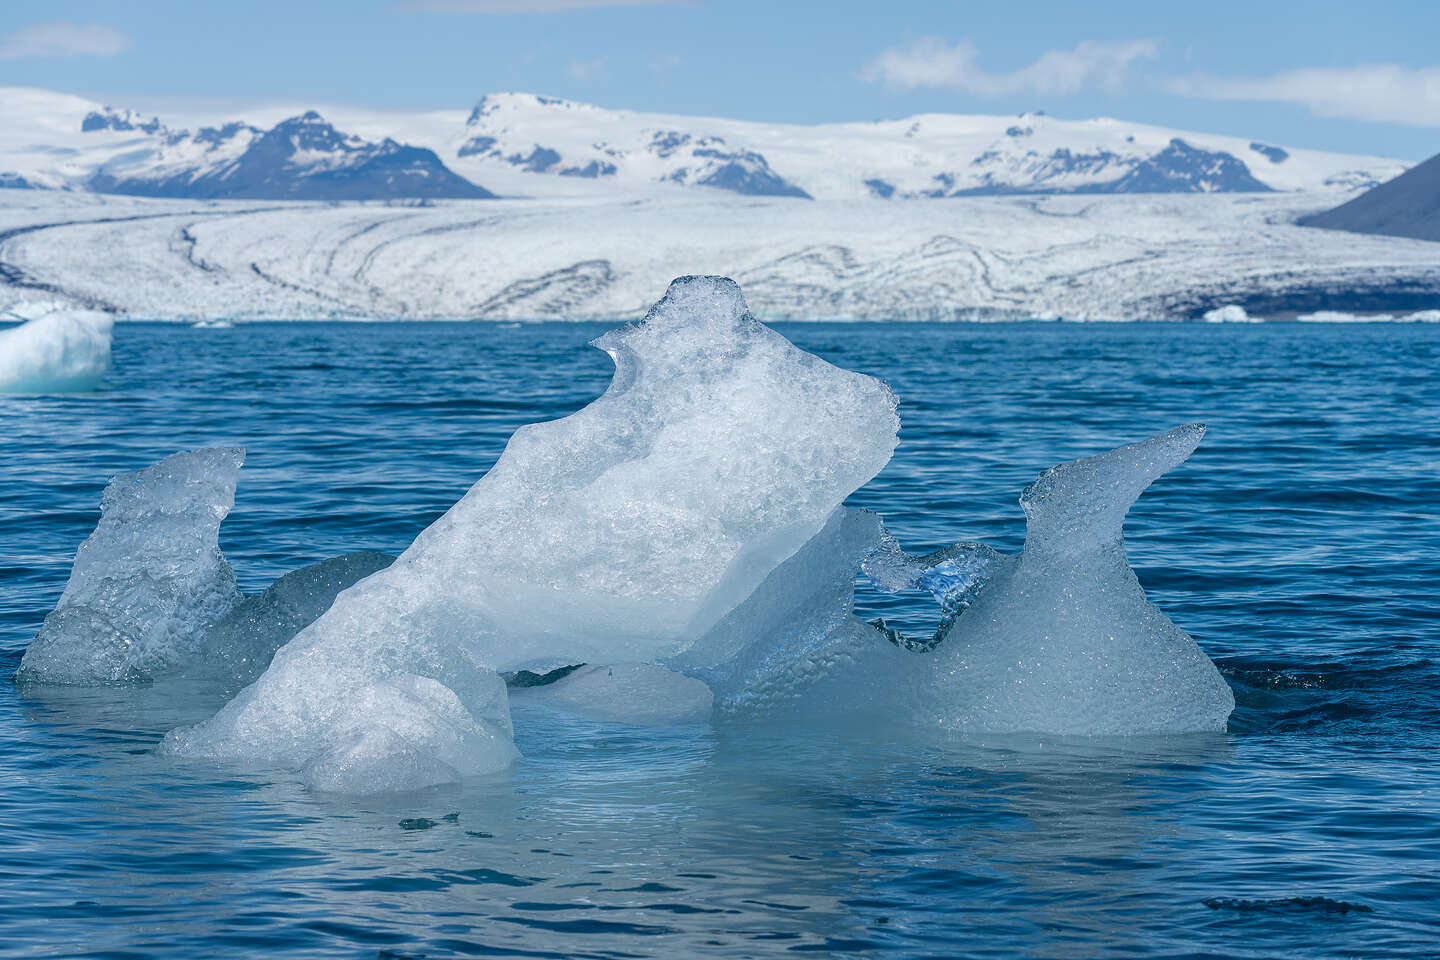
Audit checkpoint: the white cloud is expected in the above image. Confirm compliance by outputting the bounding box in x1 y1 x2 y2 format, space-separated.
862 37 1158 97
0 21 131 60
397 0 690 12
651 53 684 74
1168 65 1440 128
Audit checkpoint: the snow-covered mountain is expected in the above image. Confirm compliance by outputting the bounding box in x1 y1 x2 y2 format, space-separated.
0 87 1408 202
88 110 493 201
441 93 1373 199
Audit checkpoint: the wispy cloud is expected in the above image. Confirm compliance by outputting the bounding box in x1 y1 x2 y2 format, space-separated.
862 37 1158 97
397 0 690 13
567 57 606 81
651 53 684 74
0 21 130 60
1168 65 1440 128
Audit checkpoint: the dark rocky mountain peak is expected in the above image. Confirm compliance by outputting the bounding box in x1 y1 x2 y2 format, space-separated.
1299 151 1440 243
89 112 495 201
82 107 165 136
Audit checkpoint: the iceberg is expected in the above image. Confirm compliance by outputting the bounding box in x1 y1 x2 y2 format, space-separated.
163 276 900 789
17 448 245 684
0 306 114 392
665 427 1232 738
831 425 1235 736
1202 304 1257 324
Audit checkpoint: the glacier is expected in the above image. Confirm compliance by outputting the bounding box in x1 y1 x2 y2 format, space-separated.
3 190 1439 323
17 448 245 684
0 304 114 392
161 276 901 790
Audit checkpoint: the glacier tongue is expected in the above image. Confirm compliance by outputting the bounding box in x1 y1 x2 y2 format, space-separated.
0 305 114 393
163 276 900 790
16 447 245 684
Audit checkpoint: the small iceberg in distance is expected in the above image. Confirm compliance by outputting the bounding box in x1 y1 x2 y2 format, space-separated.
163 276 901 793
1202 304 1258 323
0 304 114 392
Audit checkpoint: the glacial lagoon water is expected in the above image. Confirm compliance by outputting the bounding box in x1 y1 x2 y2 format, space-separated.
2 320 1438 958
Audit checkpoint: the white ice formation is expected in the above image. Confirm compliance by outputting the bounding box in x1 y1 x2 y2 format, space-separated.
917 423 1233 734
16 448 245 684
184 552 395 686
162 276 900 790
1297 310 1440 323
789 425 1235 736
0 305 114 392
1202 304 1255 323
300 673 517 794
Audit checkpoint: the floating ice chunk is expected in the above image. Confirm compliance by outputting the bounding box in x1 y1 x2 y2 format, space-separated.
1297 310 1391 323
519 663 714 725
0 307 114 392
181 552 395 686
782 427 1233 736
907 424 1233 734
17 448 245 684
164 276 899 790
1202 304 1256 323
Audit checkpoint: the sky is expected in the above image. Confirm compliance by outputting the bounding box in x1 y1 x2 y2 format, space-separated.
1 0 1438 160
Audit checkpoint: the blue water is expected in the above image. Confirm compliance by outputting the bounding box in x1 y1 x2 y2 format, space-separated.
2 321 1438 958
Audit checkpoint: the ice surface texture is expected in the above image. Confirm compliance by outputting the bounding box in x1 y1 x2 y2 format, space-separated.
163 277 900 790
0 306 114 392
930 424 1234 733
677 506 891 719
809 425 1234 736
186 552 395 686
17 448 245 684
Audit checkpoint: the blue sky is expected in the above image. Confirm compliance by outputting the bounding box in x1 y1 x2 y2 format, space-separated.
2 0 1438 159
